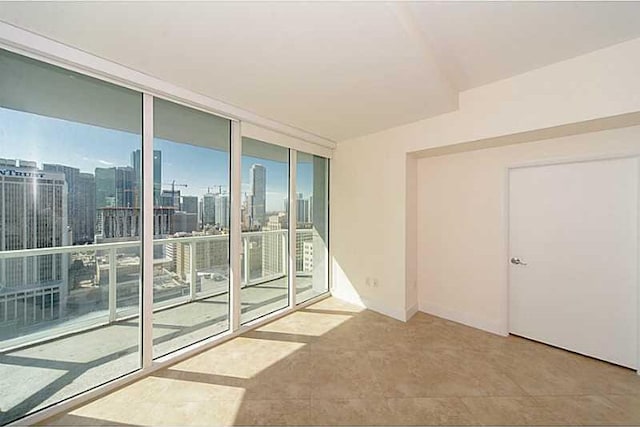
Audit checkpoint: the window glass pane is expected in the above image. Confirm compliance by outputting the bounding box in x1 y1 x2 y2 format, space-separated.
152 98 231 358
241 137 289 323
296 153 329 303
0 48 142 424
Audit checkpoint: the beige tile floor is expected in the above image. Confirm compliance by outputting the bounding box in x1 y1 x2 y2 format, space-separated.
37 297 640 426
1 277 321 425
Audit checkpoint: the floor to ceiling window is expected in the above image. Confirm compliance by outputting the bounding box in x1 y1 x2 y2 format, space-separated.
240 138 290 323
0 47 331 425
295 152 329 303
152 99 231 358
0 48 142 424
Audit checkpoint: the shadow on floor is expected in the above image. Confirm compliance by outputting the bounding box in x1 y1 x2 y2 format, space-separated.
39 297 640 426
0 281 314 425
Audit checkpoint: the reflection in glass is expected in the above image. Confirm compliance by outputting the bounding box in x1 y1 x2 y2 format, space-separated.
240 138 290 323
151 98 231 358
0 47 331 425
296 153 329 303
0 48 141 424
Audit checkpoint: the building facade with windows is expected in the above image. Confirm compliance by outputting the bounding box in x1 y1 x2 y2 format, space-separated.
0 161 69 326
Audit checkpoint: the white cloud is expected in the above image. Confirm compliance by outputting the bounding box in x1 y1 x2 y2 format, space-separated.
80 156 114 167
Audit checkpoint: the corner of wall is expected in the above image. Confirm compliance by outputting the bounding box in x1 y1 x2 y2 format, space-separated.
405 302 419 321
330 285 411 322
420 301 508 336
330 136 409 324
405 153 419 321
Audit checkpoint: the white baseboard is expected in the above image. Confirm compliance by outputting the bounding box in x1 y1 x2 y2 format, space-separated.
419 301 508 336
330 289 366 309
362 297 408 321
330 291 408 322
405 303 419 321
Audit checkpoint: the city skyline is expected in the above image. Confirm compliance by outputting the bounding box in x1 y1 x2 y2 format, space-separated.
0 106 315 212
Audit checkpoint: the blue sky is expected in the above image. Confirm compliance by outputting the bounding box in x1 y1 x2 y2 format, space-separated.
0 107 314 211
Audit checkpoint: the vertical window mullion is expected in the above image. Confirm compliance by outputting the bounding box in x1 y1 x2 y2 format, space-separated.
288 149 297 308
141 93 154 369
327 159 332 293
230 120 242 331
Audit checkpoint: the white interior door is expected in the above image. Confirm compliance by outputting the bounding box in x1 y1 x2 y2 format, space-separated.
508 156 639 369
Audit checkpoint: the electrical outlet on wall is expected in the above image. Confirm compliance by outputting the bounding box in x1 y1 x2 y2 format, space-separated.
365 277 380 288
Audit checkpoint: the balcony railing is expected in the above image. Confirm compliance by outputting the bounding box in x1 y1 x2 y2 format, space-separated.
0 229 315 352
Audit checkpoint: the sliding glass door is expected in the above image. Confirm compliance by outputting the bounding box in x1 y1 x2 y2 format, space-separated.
0 47 330 425
152 99 231 358
240 138 290 323
0 48 142 424
295 152 329 303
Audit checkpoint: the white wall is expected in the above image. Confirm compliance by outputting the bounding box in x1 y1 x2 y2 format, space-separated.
417 127 640 334
331 37 640 322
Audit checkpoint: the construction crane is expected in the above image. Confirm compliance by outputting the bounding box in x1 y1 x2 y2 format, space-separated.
162 180 188 208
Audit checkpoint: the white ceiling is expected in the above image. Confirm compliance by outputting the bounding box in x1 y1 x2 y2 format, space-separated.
1 1 639 142
407 1 640 91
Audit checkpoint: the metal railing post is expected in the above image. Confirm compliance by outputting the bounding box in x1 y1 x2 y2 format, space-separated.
108 248 117 322
281 231 287 276
189 242 197 301
242 236 249 286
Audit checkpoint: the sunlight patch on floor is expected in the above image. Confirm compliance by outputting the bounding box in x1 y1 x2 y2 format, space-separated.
306 296 365 314
254 310 353 337
170 337 306 380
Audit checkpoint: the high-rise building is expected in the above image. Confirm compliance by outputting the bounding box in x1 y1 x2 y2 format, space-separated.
116 167 135 208
176 195 199 233
0 161 69 321
16 159 37 169
241 200 251 231
261 213 287 277
174 232 228 285
296 193 312 224
161 189 181 209
131 149 162 206
173 211 198 233
95 166 136 209
43 164 80 244
181 196 198 215
214 193 230 229
296 229 313 271
43 164 97 245
76 172 96 244
249 164 266 227
202 192 216 226
95 167 115 209
95 207 139 241
303 241 314 273
243 236 263 283
95 207 174 242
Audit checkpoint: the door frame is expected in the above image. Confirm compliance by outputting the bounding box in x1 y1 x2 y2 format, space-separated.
504 152 640 373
